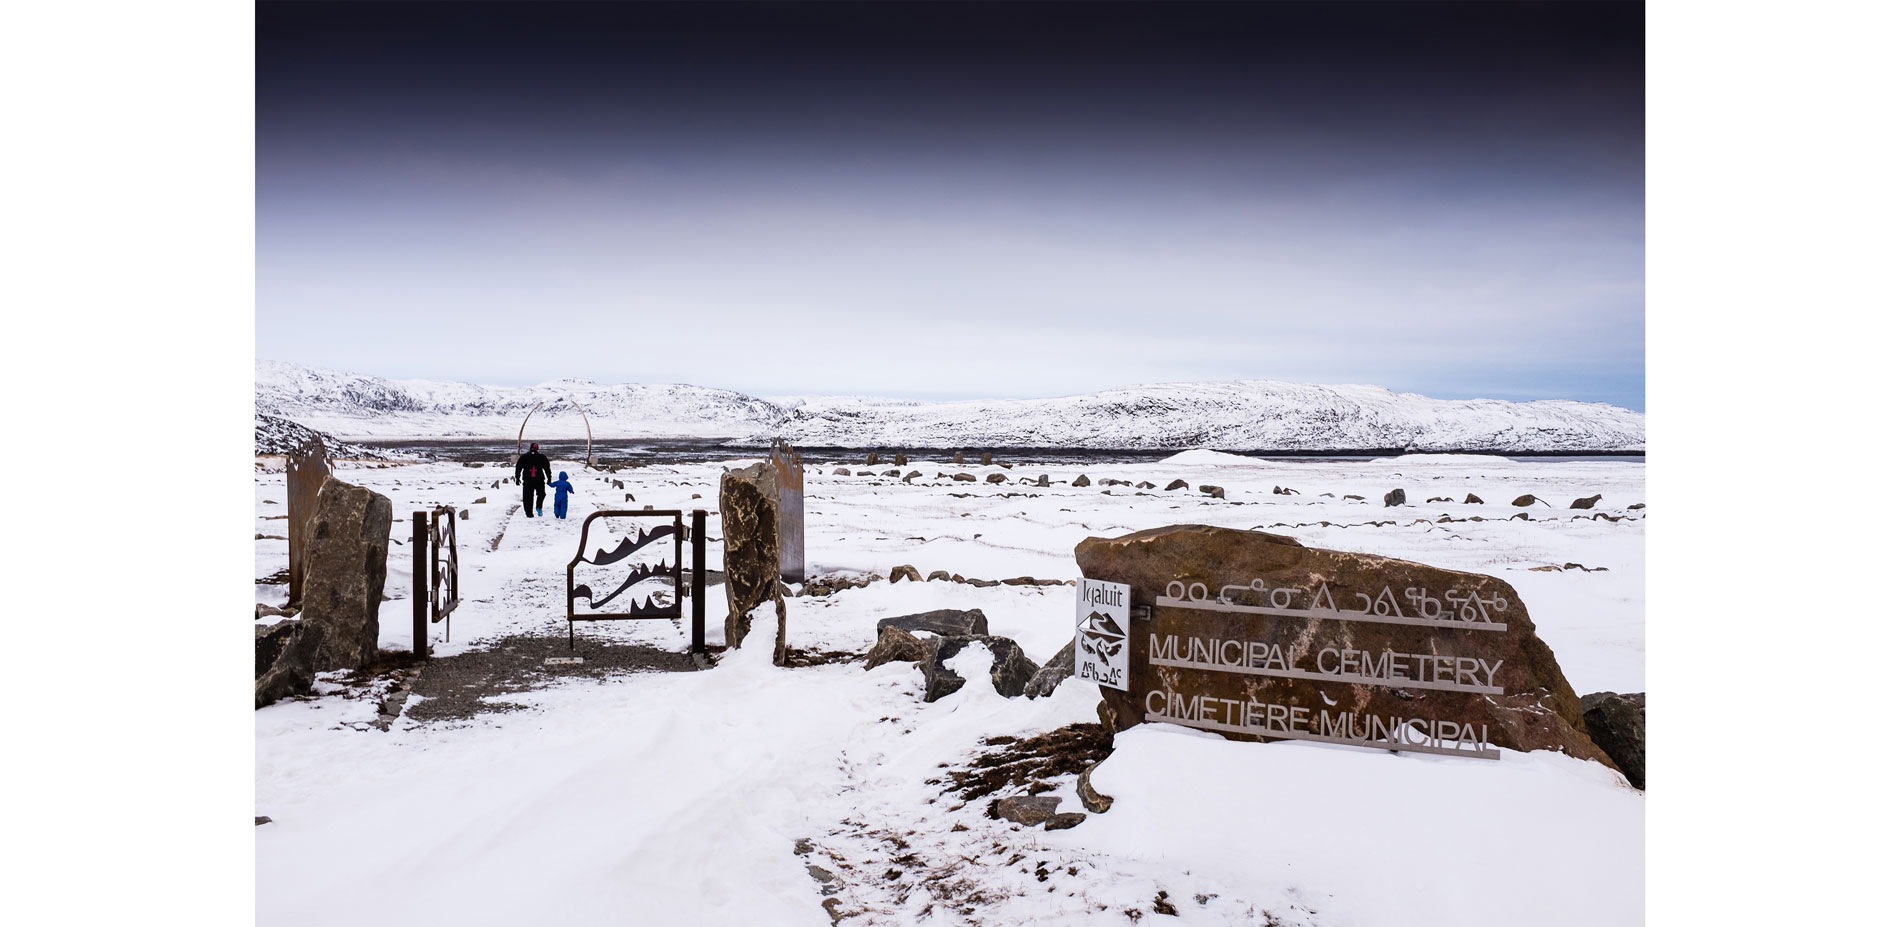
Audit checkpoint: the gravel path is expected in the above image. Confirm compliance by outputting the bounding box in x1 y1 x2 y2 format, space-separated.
406 630 705 723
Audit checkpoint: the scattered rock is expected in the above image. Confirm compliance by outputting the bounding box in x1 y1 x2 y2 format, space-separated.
1045 812 1086 831
1512 494 1544 507
377 688 410 721
1629 503 1646 510
255 602 297 620
866 452 880 466
980 452 992 466
952 473 977 482
458 509 470 520
832 467 850 475
1135 481 1155 489
254 619 325 708
864 626 934 669
1164 479 1188 491
1036 474 1050 487
926 570 951 581
1024 641 1075 699
985 473 1007 484
1570 494 1604 510
1465 493 1484 504
1426 496 1452 503
902 470 922 482
299 478 391 671
1200 485 1225 499
1077 761 1114 812
472 496 486 504
856 471 873 476
991 795 1062 827
1343 494 1365 501
922 636 1039 701
881 469 900 477
877 608 989 637
1580 692 1646 790
800 572 878 597
255 816 272 826
953 450 965 464
888 564 923 583
1072 474 1091 487
894 453 907 466
1383 488 1406 507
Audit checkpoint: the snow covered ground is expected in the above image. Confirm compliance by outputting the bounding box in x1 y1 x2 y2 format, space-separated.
255 450 1644 926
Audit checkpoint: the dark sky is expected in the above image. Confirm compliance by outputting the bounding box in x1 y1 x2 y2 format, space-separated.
258 1 1644 409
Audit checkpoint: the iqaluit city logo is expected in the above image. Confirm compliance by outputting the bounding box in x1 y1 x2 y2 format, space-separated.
1079 611 1126 663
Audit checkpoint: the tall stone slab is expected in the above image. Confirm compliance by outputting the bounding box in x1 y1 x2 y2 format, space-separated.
769 439 805 583
284 436 330 604
299 476 392 670
720 464 782 653
1075 525 1609 766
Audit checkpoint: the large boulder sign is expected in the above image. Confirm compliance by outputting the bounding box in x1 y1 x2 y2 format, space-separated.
1075 525 1610 767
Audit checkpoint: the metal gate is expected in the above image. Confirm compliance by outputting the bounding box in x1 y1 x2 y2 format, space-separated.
430 505 461 640
565 508 707 651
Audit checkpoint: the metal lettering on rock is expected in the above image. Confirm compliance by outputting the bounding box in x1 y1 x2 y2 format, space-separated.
1134 575 1509 760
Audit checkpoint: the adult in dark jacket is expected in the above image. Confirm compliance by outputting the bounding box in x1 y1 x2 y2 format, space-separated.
515 442 554 517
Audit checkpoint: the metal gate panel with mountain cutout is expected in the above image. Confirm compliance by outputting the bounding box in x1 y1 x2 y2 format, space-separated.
566 509 686 644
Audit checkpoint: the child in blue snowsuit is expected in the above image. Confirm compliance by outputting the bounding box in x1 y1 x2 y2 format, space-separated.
548 471 576 519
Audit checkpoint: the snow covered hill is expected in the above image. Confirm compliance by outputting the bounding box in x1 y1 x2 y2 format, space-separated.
255 360 787 441
256 360 1644 451
253 413 402 460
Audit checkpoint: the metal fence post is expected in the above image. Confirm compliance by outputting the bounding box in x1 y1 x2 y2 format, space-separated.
413 511 427 659
692 508 707 655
